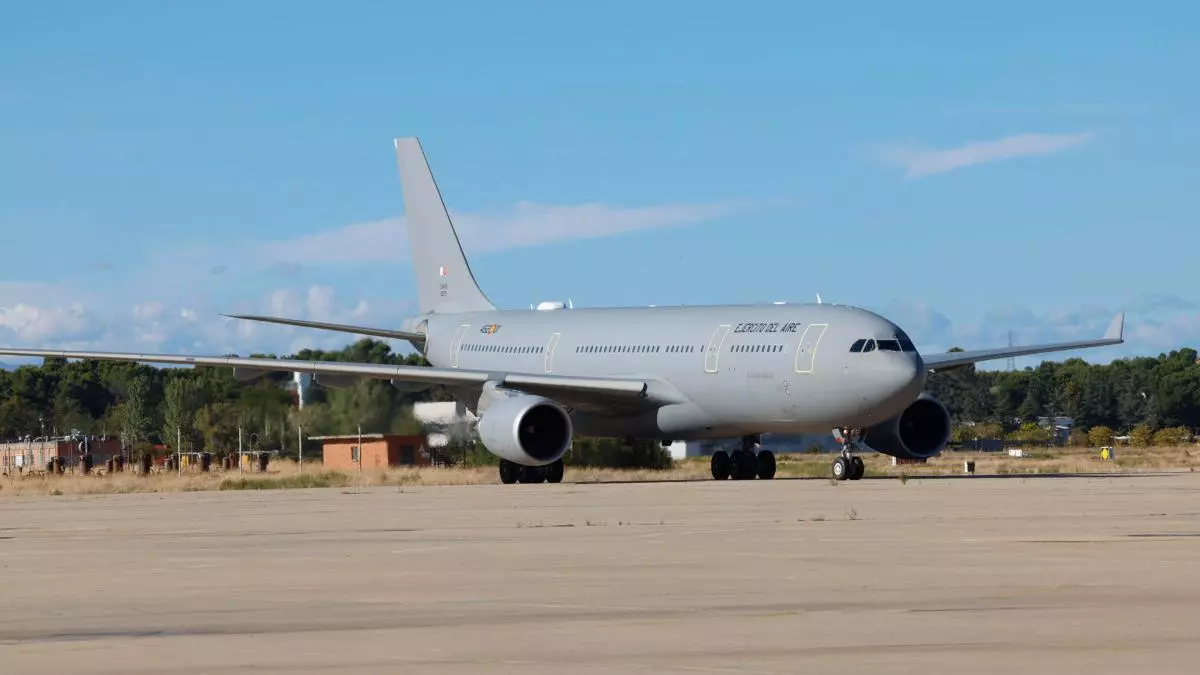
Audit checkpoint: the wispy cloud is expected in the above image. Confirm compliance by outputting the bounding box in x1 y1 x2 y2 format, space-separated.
257 199 749 265
877 295 1200 367
0 284 413 357
875 131 1095 179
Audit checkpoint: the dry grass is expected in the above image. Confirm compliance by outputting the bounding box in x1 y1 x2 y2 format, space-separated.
2 446 1197 498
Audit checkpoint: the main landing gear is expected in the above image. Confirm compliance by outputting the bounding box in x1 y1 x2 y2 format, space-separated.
831 427 865 481
710 435 776 481
498 458 565 484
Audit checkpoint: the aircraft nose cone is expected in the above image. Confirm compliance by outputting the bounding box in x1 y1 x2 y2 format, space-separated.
881 352 927 403
907 352 927 392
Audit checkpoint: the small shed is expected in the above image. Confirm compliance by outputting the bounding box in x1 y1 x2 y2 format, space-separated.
309 434 430 470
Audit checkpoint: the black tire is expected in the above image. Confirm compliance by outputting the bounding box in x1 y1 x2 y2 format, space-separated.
756 450 776 479
498 459 519 484
710 451 731 480
831 456 849 481
546 459 564 484
850 456 865 480
731 449 759 480
519 466 546 484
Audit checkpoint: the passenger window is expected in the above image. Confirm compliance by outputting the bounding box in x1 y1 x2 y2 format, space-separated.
850 339 866 353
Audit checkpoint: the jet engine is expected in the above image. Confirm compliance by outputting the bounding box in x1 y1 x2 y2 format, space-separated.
861 393 951 460
476 392 573 466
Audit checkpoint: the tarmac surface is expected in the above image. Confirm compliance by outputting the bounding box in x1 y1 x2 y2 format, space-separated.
2 472 1200 674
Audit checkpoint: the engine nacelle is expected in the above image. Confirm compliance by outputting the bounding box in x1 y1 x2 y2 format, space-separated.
476 392 573 466
861 393 951 460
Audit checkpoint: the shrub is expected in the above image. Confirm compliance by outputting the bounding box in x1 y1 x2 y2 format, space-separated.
565 437 673 470
1153 426 1191 447
1087 425 1114 448
1067 430 1089 447
1129 424 1153 447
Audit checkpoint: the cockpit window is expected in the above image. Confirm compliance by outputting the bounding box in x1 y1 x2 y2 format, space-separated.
862 339 876 352
877 339 902 352
849 339 866 353
895 330 916 352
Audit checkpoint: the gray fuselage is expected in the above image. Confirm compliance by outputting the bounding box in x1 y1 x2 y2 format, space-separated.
412 302 927 441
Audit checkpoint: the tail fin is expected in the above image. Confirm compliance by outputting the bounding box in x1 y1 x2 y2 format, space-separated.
394 137 496 314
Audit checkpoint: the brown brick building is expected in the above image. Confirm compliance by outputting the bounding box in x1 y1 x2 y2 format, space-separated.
311 434 431 470
1 437 123 472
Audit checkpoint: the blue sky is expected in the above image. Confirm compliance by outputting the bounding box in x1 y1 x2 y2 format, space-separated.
2 0 1197 367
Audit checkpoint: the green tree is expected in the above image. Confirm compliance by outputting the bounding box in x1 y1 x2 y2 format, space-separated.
163 375 201 452
194 402 241 454
118 375 156 452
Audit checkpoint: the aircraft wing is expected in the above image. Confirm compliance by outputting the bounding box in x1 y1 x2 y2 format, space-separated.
222 314 426 346
0 347 672 412
921 312 1125 372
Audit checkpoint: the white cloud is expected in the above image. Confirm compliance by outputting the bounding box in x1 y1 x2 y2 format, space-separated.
306 285 336 320
0 285 415 360
0 303 96 343
875 131 1095 179
256 199 747 266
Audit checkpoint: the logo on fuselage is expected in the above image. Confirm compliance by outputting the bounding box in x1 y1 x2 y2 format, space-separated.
480 324 501 335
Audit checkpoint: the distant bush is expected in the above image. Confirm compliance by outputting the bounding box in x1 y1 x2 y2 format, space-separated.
218 472 352 491
1153 426 1192 447
1067 430 1089 447
1087 425 1114 447
1130 424 1154 447
443 436 673 470
565 437 673 470
1008 421 1052 444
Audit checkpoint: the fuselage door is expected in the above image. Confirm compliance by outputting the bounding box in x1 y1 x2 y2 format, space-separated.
449 324 470 368
794 323 828 374
704 324 732 373
544 332 561 373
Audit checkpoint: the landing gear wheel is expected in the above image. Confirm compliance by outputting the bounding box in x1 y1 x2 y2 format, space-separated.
756 450 776 479
498 459 519 484
519 466 546 484
710 451 731 480
849 456 865 480
831 456 850 481
546 459 564 484
731 449 759 480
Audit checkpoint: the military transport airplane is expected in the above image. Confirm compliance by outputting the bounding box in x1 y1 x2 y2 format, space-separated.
0 138 1125 484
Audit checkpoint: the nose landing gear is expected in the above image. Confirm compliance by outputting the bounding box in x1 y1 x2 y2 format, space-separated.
831 427 865 481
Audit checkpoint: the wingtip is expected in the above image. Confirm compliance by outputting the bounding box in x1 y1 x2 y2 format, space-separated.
1105 311 1125 341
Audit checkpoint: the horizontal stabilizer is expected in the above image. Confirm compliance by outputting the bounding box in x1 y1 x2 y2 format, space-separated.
223 314 426 345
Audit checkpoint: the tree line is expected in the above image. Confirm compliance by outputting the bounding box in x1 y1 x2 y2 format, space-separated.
0 340 448 458
927 347 1200 447
2 340 1198 456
